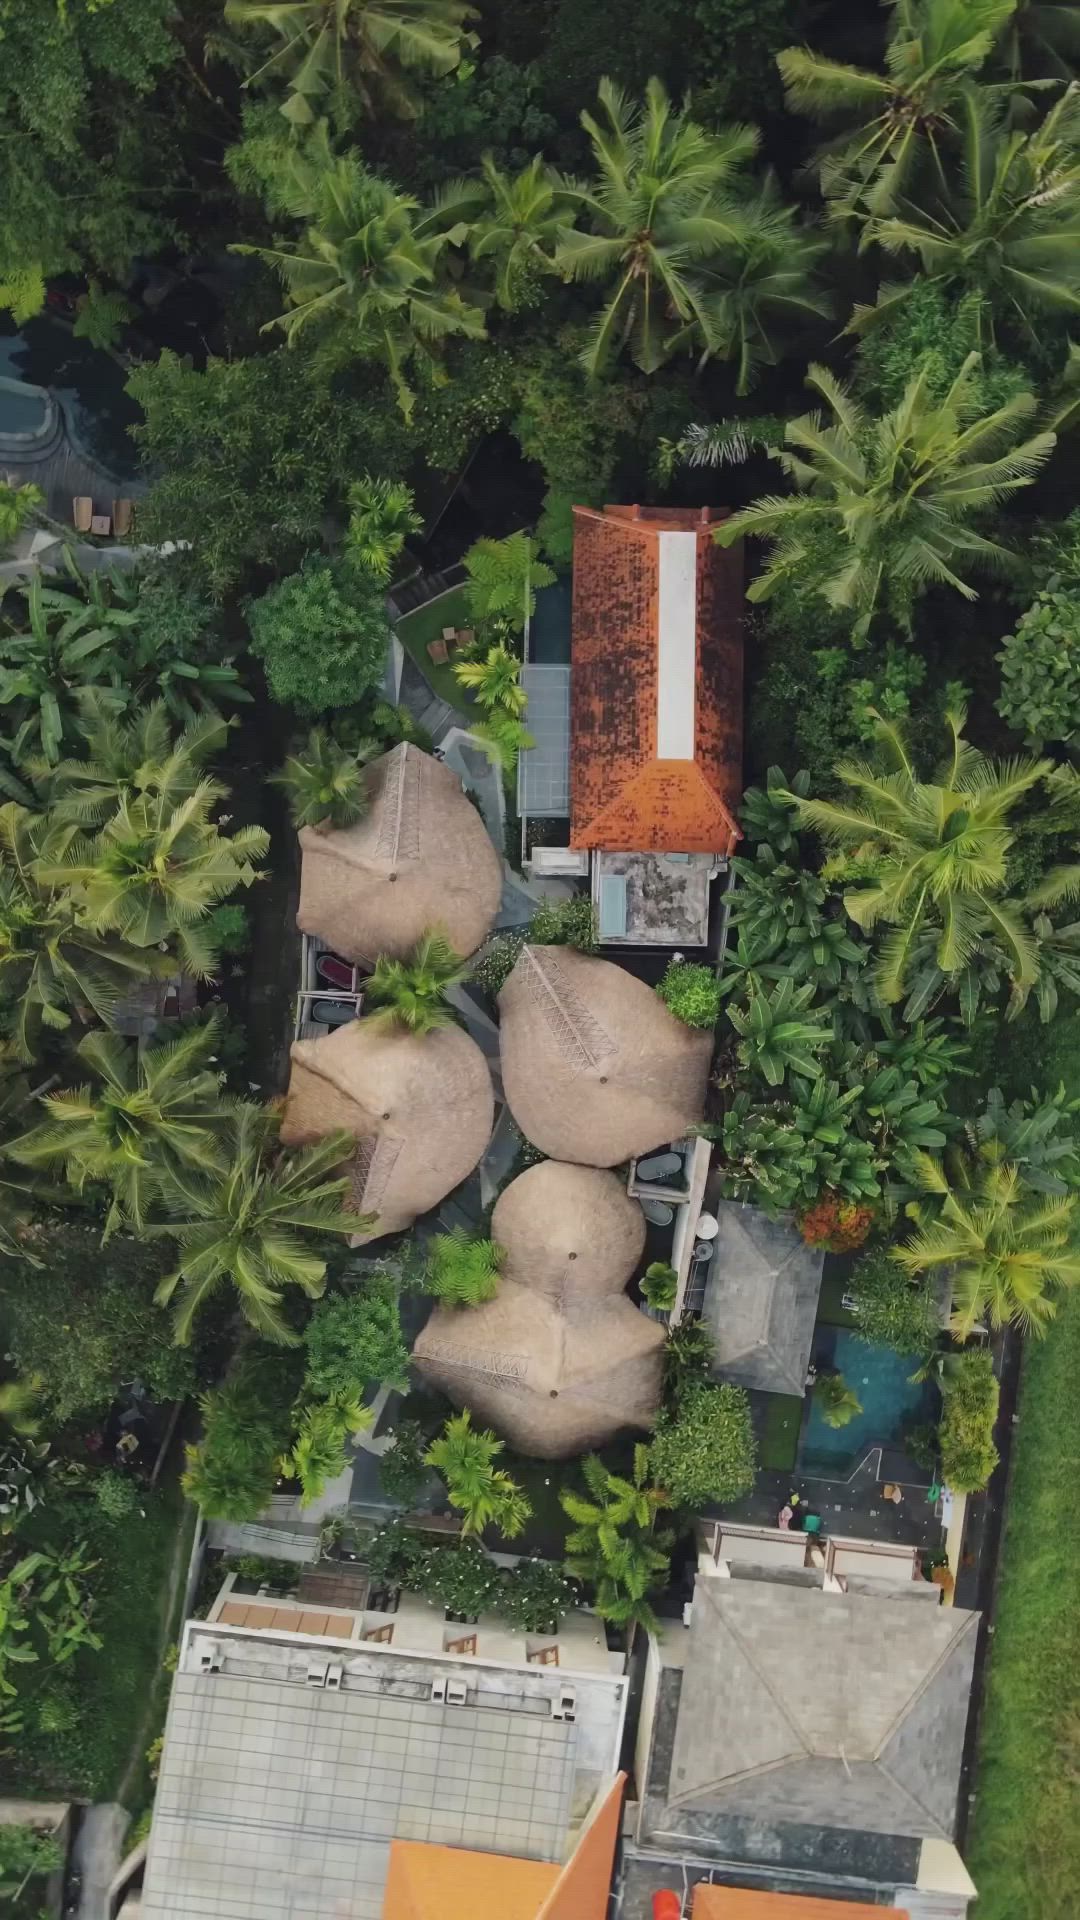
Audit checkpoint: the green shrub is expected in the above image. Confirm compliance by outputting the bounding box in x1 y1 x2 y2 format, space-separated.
378 1420 430 1508
304 1280 410 1398
424 1540 504 1617
498 1558 574 1632
530 895 598 952
650 1380 756 1506
93 1471 140 1523
656 959 722 1030
938 1348 999 1494
36 1680 78 1736
364 1519 431 1588
996 590 1080 746
641 1262 678 1311
246 557 392 715
662 1316 714 1401
471 931 526 998
182 1352 301 1523
205 904 250 957
849 1248 941 1357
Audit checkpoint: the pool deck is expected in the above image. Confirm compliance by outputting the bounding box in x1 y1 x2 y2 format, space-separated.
711 1446 945 1555
1 433 143 529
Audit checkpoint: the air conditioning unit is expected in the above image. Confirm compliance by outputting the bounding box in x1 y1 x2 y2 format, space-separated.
552 1686 577 1722
198 1642 222 1674
305 1660 329 1687
431 1677 448 1705
445 1678 468 1708
324 1663 343 1691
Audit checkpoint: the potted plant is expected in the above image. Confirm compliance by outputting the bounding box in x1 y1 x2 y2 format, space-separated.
640 1262 678 1312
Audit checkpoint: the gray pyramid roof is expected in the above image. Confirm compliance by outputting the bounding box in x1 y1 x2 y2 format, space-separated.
703 1203 825 1396
666 1577 979 1840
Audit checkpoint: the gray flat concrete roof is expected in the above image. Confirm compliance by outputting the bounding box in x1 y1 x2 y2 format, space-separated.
142 1624 624 1920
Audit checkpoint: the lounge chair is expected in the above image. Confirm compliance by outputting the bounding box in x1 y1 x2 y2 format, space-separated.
73 497 93 533
112 498 134 537
427 638 449 665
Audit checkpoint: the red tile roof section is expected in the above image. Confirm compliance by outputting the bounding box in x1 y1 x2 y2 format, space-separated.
569 504 744 856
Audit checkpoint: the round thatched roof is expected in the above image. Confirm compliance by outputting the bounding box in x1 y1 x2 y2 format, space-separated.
280 1017 493 1244
491 1160 645 1305
296 742 503 965
413 1285 665 1460
497 944 711 1166
414 1155 662 1457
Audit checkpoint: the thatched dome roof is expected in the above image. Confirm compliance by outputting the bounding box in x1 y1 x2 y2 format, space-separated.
296 743 503 965
497 944 711 1166
491 1160 646 1304
280 1017 493 1244
413 1157 664 1458
414 1289 664 1459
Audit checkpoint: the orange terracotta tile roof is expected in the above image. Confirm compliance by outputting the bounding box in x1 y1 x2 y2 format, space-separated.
381 1776 626 1920
382 1843 559 1920
691 1891 909 1919
569 505 743 856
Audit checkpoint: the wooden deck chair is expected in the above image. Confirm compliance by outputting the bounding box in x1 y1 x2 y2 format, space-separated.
73 497 93 533
112 498 134 537
427 638 449 665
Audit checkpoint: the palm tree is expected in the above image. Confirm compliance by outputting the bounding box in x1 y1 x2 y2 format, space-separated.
895 1148 1080 1335
998 0 1080 78
0 803 160 1061
854 85 1080 343
281 1394 373 1504
364 929 468 1032
714 355 1055 639
0 571 128 769
555 77 760 374
787 709 1049 1006
452 645 526 715
234 126 485 418
43 698 230 830
560 1448 672 1633
153 1103 364 1344
226 0 477 125
425 1411 532 1538
273 729 369 830
471 154 576 310
9 1023 228 1236
814 1372 863 1427
468 710 535 775
423 1226 504 1305
676 175 831 394
462 532 555 633
777 0 1016 218
344 474 422 580
40 783 270 980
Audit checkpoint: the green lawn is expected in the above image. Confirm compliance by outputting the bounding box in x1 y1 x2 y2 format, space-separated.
758 1393 804 1471
6 1476 194 1806
395 586 473 712
816 1264 858 1328
965 1291 1080 1919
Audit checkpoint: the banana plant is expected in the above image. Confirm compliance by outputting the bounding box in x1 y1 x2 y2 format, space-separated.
727 976 833 1087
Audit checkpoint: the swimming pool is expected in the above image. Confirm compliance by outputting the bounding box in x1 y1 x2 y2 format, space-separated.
529 576 572 663
0 317 141 477
802 1328 935 1475
0 375 49 438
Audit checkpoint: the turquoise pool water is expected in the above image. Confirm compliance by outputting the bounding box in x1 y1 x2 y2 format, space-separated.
802 1329 933 1474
